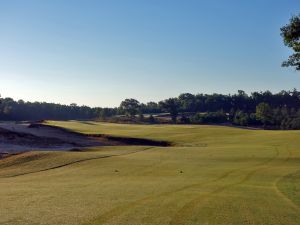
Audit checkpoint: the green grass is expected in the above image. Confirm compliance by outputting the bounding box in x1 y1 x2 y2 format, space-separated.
0 121 300 225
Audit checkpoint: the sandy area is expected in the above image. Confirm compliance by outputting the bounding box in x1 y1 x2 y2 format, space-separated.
0 122 105 154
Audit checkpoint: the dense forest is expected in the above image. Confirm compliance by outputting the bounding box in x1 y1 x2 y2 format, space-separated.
0 98 117 121
1 89 300 129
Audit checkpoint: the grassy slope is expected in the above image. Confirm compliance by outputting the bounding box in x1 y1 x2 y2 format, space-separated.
0 121 299 225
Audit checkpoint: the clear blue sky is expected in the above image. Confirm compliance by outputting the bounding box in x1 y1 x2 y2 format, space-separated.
0 0 299 107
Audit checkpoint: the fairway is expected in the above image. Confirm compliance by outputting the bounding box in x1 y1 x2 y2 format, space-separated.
0 121 300 225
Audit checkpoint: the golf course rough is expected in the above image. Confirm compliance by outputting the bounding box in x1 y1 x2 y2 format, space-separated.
0 121 299 225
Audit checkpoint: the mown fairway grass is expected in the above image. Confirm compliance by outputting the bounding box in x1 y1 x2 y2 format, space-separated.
0 121 300 225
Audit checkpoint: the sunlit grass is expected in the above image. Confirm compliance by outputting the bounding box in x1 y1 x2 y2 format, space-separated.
0 121 299 225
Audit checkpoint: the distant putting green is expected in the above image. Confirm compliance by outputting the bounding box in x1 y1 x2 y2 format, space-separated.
0 121 300 225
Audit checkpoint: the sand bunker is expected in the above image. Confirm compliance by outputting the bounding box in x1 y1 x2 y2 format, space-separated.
0 122 106 154
0 122 171 155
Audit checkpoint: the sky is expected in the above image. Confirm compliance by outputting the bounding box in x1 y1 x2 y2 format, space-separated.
0 0 299 107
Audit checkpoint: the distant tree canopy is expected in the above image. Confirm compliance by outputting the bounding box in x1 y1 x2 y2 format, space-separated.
119 98 140 117
1 89 300 129
256 103 273 126
281 14 300 70
159 98 179 123
0 98 117 121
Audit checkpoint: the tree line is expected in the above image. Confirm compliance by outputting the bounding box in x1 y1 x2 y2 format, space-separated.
0 97 118 121
2 90 299 129
118 89 300 129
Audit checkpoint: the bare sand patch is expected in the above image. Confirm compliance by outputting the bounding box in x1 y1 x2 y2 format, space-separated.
0 122 171 155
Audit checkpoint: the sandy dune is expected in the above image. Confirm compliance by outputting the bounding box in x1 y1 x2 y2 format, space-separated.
0 122 105 154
